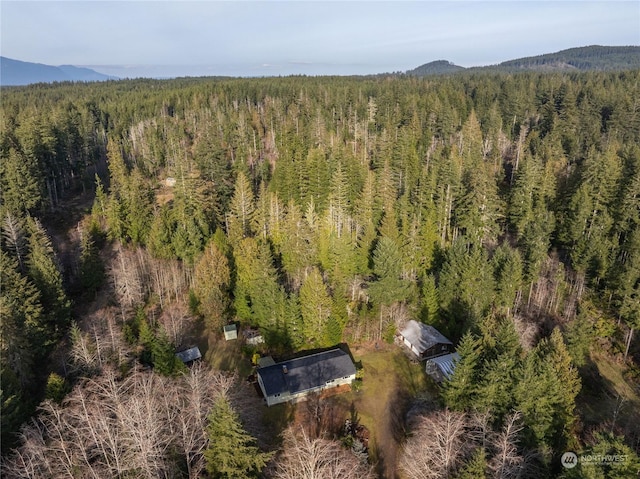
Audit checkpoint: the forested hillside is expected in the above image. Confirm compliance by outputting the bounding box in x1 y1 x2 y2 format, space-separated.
1 71 639 478
408 46 640 76
407 60 465 76
497 45 640 72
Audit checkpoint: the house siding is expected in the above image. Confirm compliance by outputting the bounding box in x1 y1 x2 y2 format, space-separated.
264 373 356 406
420 343 453 360
399 321 453 361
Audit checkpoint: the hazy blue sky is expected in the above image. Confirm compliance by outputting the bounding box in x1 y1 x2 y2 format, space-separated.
2 1 639 78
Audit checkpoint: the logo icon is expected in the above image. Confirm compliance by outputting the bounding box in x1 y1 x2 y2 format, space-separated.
561 452 578 469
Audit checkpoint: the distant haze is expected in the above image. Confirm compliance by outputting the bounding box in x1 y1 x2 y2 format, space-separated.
2 1 639 78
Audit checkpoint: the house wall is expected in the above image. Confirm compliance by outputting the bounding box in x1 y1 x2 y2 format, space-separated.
402 334 452 361
257 374 267 401
403 337 421 356
421 343 453 360
264 373 356 407
224 330 237 340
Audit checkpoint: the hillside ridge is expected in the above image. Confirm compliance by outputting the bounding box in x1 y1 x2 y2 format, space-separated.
1 56 115 86
408 45 640 76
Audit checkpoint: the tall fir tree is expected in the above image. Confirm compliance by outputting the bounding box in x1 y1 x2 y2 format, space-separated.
204 397 271 478
442 332 482 411
79 224 105 298
192 241 231 332
25 217 71 341
438 238 495 335
227 172 255 243
299 267 333 345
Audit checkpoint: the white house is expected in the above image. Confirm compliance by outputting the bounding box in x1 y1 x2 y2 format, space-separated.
256 348 357 406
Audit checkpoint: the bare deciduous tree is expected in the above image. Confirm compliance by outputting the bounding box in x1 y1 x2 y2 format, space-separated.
2 213 27 272
399 409 471 479
69 322 101 375
488 411 531 479
109 245 192 315
400 408 537 479
272 426 375 479
1 366 235 479
110 244 145 313
157 299 192 347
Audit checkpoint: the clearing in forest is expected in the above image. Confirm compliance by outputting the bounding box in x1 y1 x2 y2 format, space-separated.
342 344 435 479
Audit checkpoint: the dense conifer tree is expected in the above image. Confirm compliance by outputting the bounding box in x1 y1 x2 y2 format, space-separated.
25 217 71 342
300 266 332 345
227 172 255 242
443 332 482 411
204 397 271 478
192 241 231 332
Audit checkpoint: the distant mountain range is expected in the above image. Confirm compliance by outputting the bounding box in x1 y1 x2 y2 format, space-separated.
0 57 116 86
2 45 639 86
407 45 640 76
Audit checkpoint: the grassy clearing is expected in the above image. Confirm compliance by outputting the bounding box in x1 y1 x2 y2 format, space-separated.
577 351 640 435
205 335 254 378
342 344 436 479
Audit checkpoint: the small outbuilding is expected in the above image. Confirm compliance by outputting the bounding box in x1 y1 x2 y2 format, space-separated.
223 324 238 341
399 320 453 360
256 348 356 406
425 352 460 383
176 346 202 364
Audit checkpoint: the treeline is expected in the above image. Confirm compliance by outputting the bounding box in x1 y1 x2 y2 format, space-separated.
498 45 640 71
1 70 639 475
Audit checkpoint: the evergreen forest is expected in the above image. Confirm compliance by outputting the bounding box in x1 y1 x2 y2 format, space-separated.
1 70 640 478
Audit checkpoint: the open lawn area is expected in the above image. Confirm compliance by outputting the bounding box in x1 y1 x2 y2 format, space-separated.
205 334 254 378
577 351 640 444
339 344 438 479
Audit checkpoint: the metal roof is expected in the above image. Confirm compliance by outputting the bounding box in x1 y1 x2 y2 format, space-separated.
257 356 276 368
176 346 202 363
400 320 452 353
427 352 460 380
257 349 356 397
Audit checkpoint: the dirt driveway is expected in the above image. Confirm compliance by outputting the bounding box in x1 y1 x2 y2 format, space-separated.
349 345 433 479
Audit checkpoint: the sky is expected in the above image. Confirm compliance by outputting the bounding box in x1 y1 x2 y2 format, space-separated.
1 0 639 78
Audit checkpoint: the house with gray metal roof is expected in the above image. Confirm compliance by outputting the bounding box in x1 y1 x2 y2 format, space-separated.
256 348 356 406
399 320 453 360
425 352 460 383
